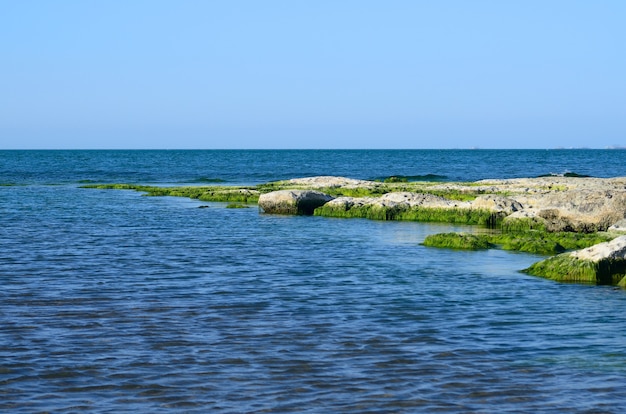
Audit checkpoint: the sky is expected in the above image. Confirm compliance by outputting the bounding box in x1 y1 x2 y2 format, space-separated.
1 0 624 149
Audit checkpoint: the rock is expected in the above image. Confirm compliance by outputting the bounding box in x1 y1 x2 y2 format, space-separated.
285 176 380 189
258 190 334 215
571 235 626 262
322 196 378 211
318 192 458 212
524 235 626 285
608 219 626 233
500 210 545 231
471 195 523 214
378 192 457 208
260 175 626 232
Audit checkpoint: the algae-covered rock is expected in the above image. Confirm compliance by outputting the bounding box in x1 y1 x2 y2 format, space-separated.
422 233 493 250
524 235 626 285
499 237 565 255
258 190 334 215
501 211 548 232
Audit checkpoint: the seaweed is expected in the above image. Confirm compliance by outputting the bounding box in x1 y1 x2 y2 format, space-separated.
422 233 493 250
81 183 260 203
523 255 626 285
314 203 502 226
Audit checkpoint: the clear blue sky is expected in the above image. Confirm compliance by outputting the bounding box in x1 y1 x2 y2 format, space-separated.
1 0 624 149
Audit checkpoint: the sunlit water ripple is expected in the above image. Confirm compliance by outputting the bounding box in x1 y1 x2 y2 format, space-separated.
2 150 626 412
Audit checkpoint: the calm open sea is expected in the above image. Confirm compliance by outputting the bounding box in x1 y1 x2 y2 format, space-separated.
1 150 626 413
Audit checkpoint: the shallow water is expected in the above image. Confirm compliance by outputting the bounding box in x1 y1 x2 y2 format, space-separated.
2 183 626 413
2 150 626 412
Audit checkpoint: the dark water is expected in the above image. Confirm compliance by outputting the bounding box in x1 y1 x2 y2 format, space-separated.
1 150 626 412
2 149 626 185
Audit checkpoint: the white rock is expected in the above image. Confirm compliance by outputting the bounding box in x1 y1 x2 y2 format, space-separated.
608 219 626 232
571 235 626 262
285 176 378 188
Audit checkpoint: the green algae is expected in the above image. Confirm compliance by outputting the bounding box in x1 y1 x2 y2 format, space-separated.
226 203 250 209
494 231 613 251
421 230 617 255
422 230 626 286
523 254 626 285
417 189 479 202
501 217 548 232
314 203 502 226
502 238 565 255
422 232 564 254
317 187 388 198
422 233 493 250
82 184 260 203
196 190 258 203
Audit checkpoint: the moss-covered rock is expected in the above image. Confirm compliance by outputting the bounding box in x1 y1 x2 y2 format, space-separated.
499 238 565 255
523 236 626 285
501 214 548 232
423 230 617 256
523 254 626 284
82 183 260 203
83 175 626 237
422 233 494 250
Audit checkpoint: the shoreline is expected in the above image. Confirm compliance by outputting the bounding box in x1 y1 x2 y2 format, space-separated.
84 175 626 286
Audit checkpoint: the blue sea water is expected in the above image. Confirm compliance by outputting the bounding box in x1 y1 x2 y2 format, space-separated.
1 150 626 413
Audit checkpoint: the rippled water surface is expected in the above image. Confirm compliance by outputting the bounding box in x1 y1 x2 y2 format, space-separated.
2 150 626 412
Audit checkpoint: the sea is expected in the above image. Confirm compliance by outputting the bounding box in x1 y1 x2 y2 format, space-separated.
1 149 626 413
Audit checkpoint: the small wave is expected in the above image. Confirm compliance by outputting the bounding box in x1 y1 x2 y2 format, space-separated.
536 172 593 178
374 174 449 183
190 177 227 183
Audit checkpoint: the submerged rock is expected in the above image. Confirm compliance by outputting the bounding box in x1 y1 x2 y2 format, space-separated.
524 235 626 285
258 190 334 215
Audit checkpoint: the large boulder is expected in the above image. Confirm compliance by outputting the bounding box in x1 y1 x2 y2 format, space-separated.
523 235 626 285
258 190 334 215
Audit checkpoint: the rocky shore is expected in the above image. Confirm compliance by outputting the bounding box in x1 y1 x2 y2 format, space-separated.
259 175 626 231
86 175 626 286
257 175 626 286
